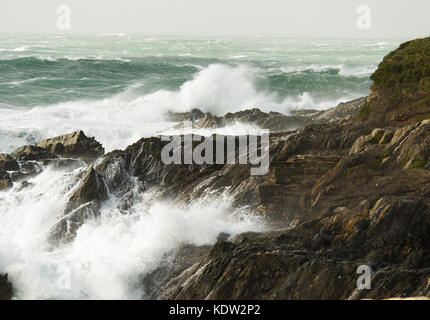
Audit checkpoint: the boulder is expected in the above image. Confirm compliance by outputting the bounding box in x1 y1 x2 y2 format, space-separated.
10 130 104 162
0 153 19 171
36 130 104 160
10 145 55 161
0 170 12 191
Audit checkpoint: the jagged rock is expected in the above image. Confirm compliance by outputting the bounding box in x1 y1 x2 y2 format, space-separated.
349 128 390 154
141 245 212 299
0 153 19 171
142 42 430 298
49 167 108 242
65 167 108 212
193 108 315 132
6 131 104 190
0 274 12 300
8 161 42 183
11 145 56 161
159 192 430 300
317 97 366 121
0 170 12 191
167 98 366 134
36 130 104 160
10 131 104 162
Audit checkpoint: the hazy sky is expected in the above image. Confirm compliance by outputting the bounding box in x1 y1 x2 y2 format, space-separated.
1 0 429 39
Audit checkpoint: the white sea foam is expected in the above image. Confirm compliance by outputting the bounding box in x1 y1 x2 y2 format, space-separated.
281 63 376 77
98 33 127 37
0 64 351 153
0 165 266 299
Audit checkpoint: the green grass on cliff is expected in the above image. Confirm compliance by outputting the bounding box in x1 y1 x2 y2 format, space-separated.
360 37 430 123
372 38 430 89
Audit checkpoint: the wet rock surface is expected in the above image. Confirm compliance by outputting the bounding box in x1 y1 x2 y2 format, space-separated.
49 166 109 243
167 97 366 133
1 130 104 187
35 130 104 160
0 170 12 191
0 153 19 171
10 130 104 162
0 274 12 300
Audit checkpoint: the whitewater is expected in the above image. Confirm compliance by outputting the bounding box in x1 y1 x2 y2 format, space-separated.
0 34 399 299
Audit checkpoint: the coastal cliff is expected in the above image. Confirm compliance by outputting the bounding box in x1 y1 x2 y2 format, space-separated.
1 37 430 299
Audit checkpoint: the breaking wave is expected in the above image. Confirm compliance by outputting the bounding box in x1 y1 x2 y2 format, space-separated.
0 63 358 153
0 164 266 299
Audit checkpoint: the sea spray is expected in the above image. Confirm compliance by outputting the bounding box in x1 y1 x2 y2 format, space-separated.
0 64 360 154
0 162 266 299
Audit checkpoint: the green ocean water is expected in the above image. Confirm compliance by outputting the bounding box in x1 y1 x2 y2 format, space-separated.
0 34 400 152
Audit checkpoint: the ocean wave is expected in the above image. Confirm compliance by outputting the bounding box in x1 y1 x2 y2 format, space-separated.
7 77 57 86
0 167 265 299
280 64 376 77
0 47 28 52
0 55 133 62
98 33 127 37
0 63 361 153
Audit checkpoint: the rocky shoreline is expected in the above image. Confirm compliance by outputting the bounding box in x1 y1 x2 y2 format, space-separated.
2 37 430 300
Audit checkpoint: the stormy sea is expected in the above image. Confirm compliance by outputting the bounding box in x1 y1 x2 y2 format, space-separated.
0 34 400 299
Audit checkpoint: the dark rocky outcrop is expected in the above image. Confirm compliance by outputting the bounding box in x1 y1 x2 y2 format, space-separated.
10 130 104 162
10 145 55 162
194 108 312 131
0 274 12 300
0 153 19 171
150 38 430 299
0 131 105 191
0 170 12 191
316 97 367 121
167 97 366 133
35 130 104 160
49 166 109 243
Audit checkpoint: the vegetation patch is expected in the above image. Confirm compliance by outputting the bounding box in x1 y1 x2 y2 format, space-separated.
369 37 430 123
410 156 427 169
357 103 371 121
370 132 384 145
